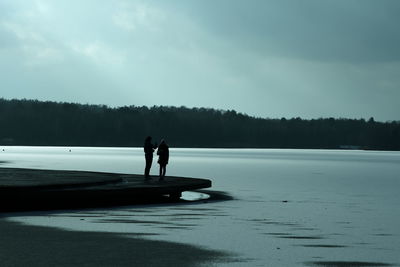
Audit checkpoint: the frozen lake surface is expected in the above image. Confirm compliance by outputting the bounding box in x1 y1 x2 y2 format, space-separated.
1 147 399 266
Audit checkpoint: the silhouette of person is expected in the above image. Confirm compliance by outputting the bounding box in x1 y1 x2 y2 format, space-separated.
144 136 157 179
157 139 169 181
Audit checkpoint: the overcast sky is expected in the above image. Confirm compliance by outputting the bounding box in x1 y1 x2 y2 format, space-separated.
1 0 399 121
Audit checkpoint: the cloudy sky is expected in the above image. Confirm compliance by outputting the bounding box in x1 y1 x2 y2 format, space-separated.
1 0 399 121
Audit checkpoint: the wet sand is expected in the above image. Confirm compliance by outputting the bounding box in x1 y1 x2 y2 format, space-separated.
0 218 233 267
0 190 237 266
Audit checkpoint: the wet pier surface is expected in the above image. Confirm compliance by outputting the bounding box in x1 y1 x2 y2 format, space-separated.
0 168 212 211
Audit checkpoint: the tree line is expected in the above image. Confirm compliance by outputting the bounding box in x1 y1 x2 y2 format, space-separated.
0 98 399 150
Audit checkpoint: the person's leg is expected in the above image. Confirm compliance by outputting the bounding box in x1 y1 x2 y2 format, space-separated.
145 155 153 178
159 165 165 181
162 165 167 178
144 159 148 177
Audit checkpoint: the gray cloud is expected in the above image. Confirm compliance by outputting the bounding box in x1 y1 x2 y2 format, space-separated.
0 0 399 121
160 0 400 63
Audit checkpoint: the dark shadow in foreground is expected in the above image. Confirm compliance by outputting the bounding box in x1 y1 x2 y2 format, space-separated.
0 218 239 267
0 190 240 266
198 189 234 201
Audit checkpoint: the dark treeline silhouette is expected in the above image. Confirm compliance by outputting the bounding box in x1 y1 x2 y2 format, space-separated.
0 98 399 150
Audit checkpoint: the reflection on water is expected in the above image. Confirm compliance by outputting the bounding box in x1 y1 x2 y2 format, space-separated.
1 147 400 266
181 191 210 201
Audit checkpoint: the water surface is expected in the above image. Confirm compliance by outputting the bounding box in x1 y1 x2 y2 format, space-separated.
1 147 399 266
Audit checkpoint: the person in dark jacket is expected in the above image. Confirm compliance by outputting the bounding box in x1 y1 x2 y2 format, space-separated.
144 136 157 179
157 139 169 181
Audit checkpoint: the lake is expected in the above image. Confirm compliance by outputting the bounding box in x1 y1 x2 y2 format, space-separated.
1 147 399 266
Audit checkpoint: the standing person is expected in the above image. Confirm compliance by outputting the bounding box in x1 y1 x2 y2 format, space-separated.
157 139 169 181
144 136 157 180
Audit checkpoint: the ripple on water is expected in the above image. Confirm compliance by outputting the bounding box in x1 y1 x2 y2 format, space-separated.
305 261 394 266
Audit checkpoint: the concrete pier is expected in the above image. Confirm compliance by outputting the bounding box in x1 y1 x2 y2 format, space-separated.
0 168 212 211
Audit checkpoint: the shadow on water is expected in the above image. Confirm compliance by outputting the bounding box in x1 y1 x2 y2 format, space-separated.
265 233 324 240
0 189 233 213
275 235 324 240
0 187 242 266
197 189 234 201
296 244 348 248
0 218 239 267
305 261 394 267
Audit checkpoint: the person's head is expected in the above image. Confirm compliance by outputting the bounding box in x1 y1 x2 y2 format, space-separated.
160 139 166 145
145 136 152 142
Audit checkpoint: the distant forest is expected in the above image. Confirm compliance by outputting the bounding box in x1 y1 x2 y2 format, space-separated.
0 98 399 150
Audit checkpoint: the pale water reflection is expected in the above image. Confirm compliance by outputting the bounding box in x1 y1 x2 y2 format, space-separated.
1 147 400 266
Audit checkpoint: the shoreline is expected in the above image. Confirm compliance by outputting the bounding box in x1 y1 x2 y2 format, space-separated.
0 190 238 266
0 167 212 212
0 218 235 266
